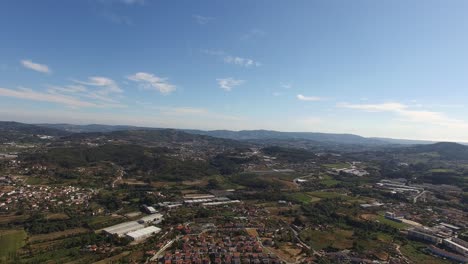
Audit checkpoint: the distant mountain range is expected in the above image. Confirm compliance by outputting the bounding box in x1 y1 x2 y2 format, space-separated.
36 122 438 145
2 121 468 160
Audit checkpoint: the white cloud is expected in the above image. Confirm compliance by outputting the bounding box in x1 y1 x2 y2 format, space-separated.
20 60 51 74
193 15 214 25
74 76 122 94
281 83 292 89
217 78 245 91
127 72 176 94
297 94 322 101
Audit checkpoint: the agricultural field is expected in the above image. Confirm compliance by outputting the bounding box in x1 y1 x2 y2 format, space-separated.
400 241 451 264
0 229 27 261
28 228 90 243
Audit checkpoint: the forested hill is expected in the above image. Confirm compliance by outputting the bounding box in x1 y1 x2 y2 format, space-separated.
403 142 468 160
37 123 441 145
58 129 247 148
0 121 70 143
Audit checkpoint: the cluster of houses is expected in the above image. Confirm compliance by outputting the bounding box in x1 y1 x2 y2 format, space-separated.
159 232 281 264
0 178 95 212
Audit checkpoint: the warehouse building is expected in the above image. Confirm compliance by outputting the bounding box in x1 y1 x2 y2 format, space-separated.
138 213 163 224
102 221 145 237
142 205 157 214
427 245 468 263
126 226 161 241
408 228 443 244
202 200 241 207
443 238 468 256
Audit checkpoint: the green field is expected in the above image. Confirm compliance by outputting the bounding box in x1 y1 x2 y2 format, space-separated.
375 214 408 229
25 176 46 185
0 229 27 261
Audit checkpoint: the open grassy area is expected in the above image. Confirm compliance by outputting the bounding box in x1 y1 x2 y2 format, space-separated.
0 229 27 261
300 228 353 250
319 175 341 187
93 251 131 264
322 163 349 169
286 192 321 204
87 215 124 230
307 191 351 200
429 168 456 173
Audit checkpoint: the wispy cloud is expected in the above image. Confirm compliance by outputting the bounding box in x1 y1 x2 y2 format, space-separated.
224 56 261 67
297 94 322 101
338 102 468 129
0 87 97 108
193 15 214 25
120 0 144 4
41 76 126 108
136 103 245 121
20 60 51 74
203 50 261 68
217 78 245 91
102 11 132 25
240 28 266 41
74 76 122 94
47 85 88 94
98 0 145 5
281 83 292 89
127 72 176 94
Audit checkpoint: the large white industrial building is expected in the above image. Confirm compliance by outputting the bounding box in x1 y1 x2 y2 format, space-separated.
126 226 161 241
102 221 145 237
102 213 164 241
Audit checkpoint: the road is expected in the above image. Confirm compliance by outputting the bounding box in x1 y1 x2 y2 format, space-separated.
413 190 427 203
148 235 181 263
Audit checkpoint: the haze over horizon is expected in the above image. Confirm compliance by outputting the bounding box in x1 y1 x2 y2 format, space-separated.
1 0 468 142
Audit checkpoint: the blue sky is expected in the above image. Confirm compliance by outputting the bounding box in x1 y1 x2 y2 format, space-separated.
1 0 468 141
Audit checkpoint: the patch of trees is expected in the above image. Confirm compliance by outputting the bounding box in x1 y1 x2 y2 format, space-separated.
210 151 258 175
262 146 317 162
229 173 285 190
22 144 220 181
23 213 83 234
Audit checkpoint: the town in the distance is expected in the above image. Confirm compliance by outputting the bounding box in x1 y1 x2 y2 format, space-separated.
0 121 467 264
